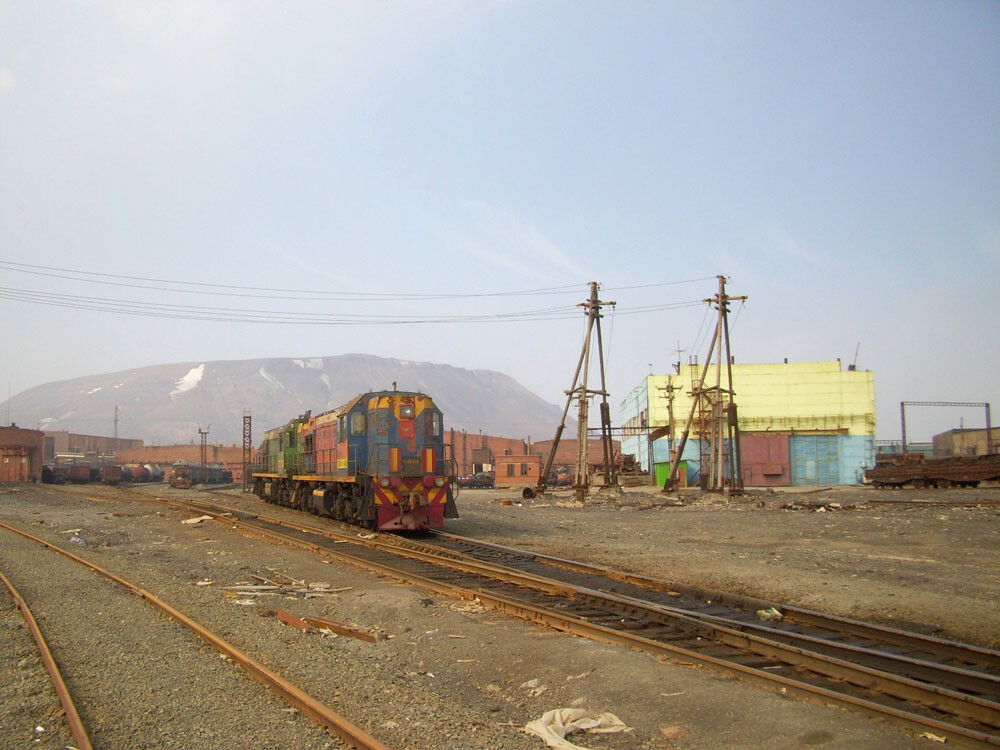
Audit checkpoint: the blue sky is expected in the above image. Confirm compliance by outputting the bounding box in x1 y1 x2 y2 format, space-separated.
1 1 997 442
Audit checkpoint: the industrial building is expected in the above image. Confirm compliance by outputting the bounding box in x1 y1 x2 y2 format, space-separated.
621 360 875 487
932 428 998 457
44 431 143 463
0 425 45 482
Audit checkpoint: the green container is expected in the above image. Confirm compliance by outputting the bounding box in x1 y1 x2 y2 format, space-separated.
654 461 686 487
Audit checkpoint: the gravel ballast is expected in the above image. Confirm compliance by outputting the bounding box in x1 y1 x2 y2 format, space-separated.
2 482 992 749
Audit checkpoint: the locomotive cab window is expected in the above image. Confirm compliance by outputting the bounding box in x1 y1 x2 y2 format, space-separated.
350 412 365 436
400 404 414 418
338 416 346 443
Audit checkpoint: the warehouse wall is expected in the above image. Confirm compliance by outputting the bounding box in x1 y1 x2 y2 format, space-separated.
646 361 875 437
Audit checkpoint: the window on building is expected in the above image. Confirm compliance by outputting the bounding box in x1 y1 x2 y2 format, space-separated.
506 464 515 477
520 463 530 476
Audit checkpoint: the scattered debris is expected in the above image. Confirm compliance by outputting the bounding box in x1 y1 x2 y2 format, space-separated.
68 536 87 546
659 724 689 739
660 691 686 697
357 532 377 540
523 708 632 750
276 609 317 634
920 731 947 743
556 501 584 509
518 678 549 696
181 515 214 525
222 579 342 600
195 580 214 586
756 607 783 622
303 615 379 643
566 670 593 681
451 597 487 614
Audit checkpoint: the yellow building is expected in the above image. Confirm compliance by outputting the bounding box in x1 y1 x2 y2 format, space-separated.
621 360 876 486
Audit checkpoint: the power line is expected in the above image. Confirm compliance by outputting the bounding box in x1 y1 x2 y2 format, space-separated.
0 260 718 302
0 260 586 300
0 285 705 325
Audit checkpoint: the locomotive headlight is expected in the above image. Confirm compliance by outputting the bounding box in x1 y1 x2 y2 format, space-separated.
379 477 390 487
435 477 445 487
389 475 402 488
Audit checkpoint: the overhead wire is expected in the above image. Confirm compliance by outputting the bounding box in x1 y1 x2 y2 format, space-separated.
0 260 718 301
0 285 705 325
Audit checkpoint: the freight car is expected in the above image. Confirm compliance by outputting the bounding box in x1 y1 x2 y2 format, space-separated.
252 390 458 531
169 461 233 489
865 453 1000 488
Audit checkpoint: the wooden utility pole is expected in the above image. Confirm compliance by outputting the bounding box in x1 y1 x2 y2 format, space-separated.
664 276 746 493
535 282 617 501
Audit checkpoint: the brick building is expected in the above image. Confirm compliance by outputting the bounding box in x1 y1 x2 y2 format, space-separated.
530 438 622 470
0 425 45 482
447 429 527 476
494 454 542 487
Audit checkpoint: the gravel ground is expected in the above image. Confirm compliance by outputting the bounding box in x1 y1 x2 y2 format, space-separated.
453 483 1000 649
0 481 993 749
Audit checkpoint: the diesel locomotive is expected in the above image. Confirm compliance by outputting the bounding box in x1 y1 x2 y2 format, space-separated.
251 390 458 531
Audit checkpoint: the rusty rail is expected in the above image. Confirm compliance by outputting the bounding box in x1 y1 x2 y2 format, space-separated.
0 521 389 750
0 568 94 750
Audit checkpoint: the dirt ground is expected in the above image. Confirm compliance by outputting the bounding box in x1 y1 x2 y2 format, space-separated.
0 481 996 749
453 483 1000 649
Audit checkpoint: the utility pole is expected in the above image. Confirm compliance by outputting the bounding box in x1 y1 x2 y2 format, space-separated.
242 411 252 493
198 425 210 486
657 380 679 466
535 282 617 502
664 276 746 493
113 405 119 451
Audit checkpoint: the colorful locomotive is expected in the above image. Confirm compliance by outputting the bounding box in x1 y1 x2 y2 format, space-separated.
251 390 458 531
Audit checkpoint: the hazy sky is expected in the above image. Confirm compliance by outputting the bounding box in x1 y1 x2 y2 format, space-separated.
1 1 997 442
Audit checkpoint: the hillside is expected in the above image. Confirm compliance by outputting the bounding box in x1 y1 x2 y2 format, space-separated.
3 354 568 446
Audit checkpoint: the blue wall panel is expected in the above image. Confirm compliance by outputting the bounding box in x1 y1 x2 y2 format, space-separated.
790 435 839 486
838 435 874 485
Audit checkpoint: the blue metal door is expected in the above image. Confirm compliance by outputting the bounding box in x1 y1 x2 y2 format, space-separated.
790 435 840 486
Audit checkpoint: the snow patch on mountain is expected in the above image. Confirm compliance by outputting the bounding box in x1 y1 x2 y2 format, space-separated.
170 365 205 400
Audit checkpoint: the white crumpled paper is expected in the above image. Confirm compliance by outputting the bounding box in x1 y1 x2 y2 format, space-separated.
523 708 631 750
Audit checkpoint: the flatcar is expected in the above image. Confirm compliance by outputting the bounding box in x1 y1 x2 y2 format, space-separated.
252 390 458 531
866 452 1000 488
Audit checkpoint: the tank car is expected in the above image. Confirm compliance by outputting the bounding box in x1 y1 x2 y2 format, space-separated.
252 390 458 531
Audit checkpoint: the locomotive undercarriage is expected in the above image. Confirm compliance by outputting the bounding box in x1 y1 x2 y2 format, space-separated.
253 477 376 528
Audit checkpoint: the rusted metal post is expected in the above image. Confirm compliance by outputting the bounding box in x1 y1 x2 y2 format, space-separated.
242 411 252 492
986 403 993 455
900 402 907 455
198 426 210 485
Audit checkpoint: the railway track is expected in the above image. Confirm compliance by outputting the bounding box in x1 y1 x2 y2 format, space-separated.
0 516 389 750
0 566 93 750
41 484 1000 745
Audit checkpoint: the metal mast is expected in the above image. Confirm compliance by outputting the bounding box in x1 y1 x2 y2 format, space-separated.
664 275 746 493
198 425 210 486
242 411 252 492
535 282 617 502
